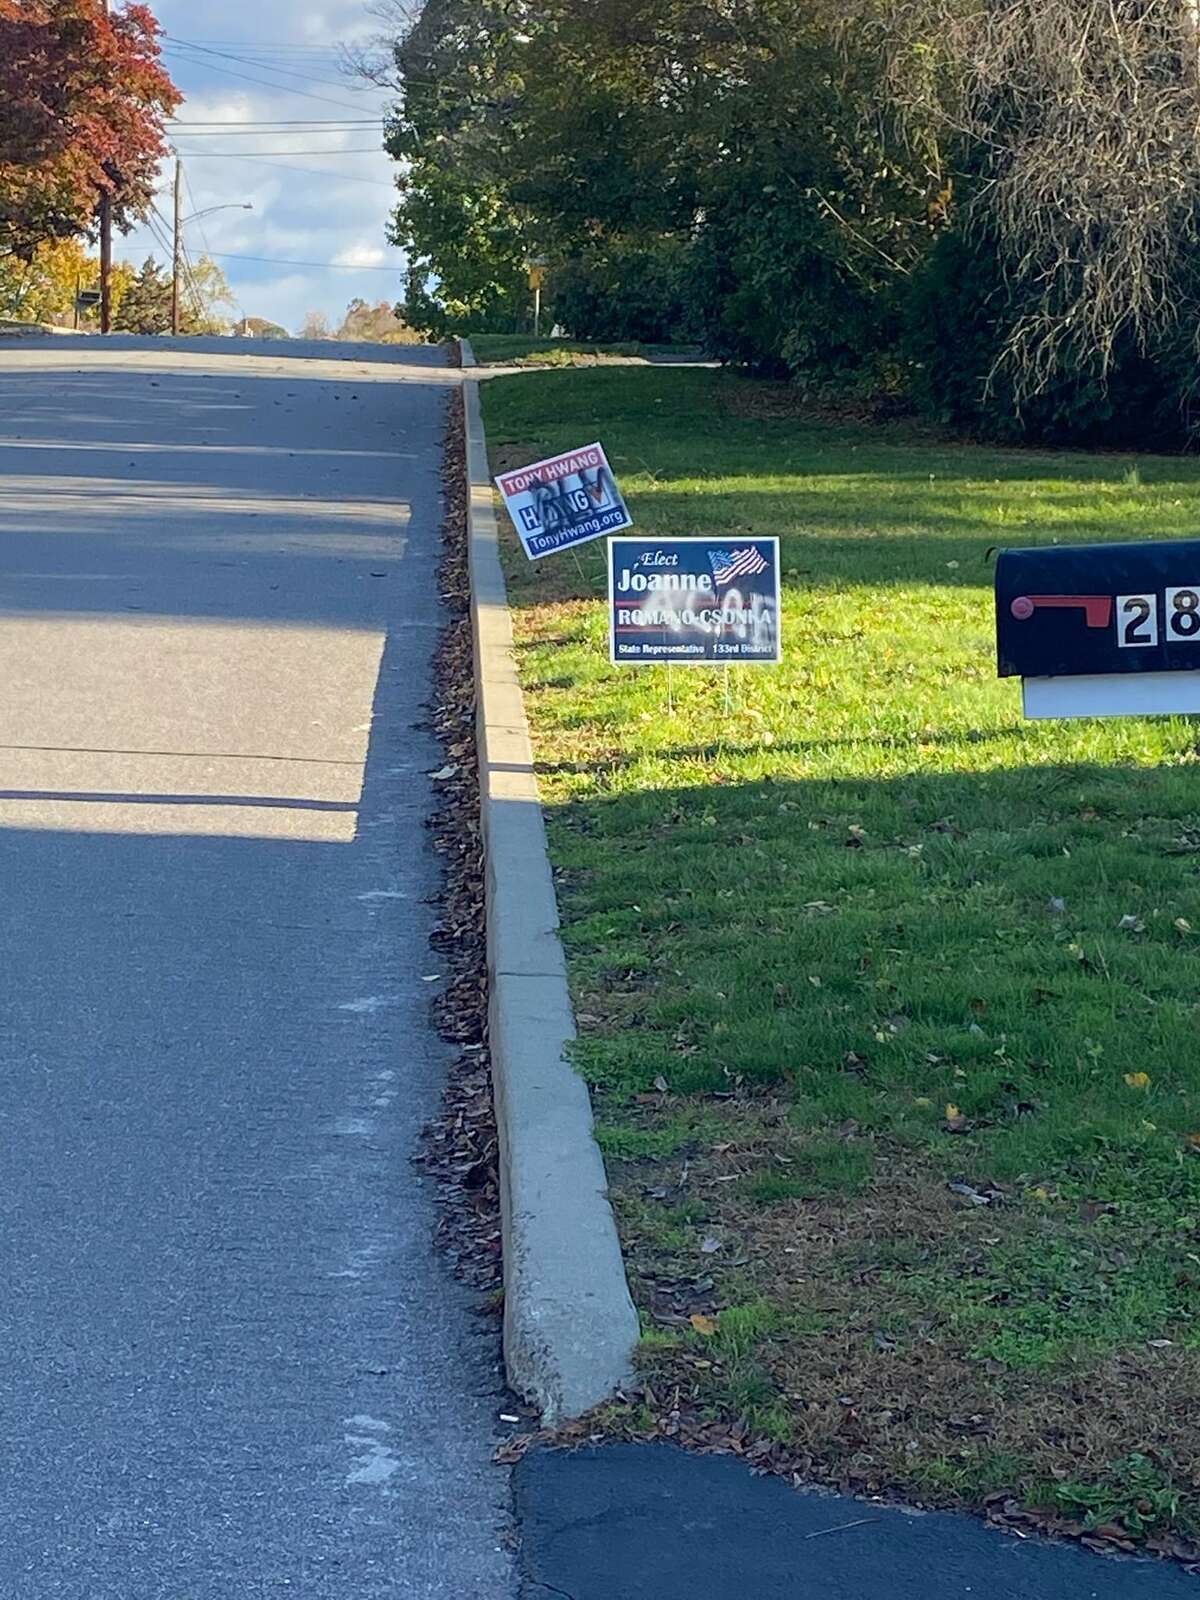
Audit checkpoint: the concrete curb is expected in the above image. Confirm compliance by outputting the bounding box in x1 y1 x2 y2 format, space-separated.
461 366 640 1426
459 337 477 368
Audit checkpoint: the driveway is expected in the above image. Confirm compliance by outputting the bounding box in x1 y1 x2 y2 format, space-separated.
0 335 513 1597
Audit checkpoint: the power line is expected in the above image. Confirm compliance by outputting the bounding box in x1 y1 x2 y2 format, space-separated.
161 38 383 56
170 147 385 157
165 34 380 94
168 127 383 137
175 152 394 187
116 247 401 273
169 116 382 124
192 250 400 272
162 47 372 113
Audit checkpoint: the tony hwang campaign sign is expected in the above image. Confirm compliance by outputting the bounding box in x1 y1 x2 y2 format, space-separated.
608 537 782 664
495 442 633 561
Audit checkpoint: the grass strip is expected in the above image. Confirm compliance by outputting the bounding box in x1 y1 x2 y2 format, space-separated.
483 365 1200 1549
469 334 695 367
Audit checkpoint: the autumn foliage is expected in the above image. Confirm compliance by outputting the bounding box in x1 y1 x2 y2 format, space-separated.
0 0 180 258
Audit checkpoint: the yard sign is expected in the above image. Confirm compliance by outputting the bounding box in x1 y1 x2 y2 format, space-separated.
608 536 782 665
495 442 633 561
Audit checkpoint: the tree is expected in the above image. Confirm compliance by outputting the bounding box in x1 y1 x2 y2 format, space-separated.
178 254 235 335
375 0 1200 443
380 0 534 336
114 254 170 333
0 235 132 323
335 296 420 342
299 309 331 339
110 252 233 336
866 0 1200 437
233 316 289 338
0 0 181 259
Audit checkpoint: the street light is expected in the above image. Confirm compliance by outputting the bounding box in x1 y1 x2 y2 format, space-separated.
172 159 253 335
184 203 253 226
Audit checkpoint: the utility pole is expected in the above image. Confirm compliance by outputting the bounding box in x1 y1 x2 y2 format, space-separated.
528 258 548 340
171 156 183 337
99 0 112 334
99 193 112 333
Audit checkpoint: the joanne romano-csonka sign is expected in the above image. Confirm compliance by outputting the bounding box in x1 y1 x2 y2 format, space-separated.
608 536 781 664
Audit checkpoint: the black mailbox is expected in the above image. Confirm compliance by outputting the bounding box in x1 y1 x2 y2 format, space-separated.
996 539 1200 678
996 539 1200 718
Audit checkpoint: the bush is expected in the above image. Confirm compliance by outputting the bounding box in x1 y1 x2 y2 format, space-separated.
551 238 699 346
687 181 907 393
906 226 1200 450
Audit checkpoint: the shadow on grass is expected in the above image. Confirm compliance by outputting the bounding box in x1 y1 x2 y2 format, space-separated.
501 503 1200 607
531 723 1031 775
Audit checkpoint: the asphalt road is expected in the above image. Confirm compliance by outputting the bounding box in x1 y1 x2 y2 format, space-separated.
0 336 514 1597
516 1446 1200 1600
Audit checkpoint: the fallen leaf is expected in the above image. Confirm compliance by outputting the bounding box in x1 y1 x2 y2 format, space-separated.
690 1313 719 1336
1124 1071 1152 1089
1176 918 1193 934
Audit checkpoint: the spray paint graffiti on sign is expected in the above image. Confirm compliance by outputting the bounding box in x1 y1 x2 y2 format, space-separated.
496 441 633 560
608 537 782 664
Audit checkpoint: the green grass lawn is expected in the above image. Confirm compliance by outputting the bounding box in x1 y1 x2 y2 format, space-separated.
467 333 694 367
483 367 1200 1549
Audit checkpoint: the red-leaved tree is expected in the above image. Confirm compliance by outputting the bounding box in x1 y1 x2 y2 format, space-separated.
0 0 180 258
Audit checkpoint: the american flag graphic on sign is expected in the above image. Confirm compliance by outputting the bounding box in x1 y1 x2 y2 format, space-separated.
709 546 769 587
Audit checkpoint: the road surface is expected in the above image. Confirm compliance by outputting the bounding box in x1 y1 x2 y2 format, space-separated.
516 1446 1200 1600
0 336 514 1597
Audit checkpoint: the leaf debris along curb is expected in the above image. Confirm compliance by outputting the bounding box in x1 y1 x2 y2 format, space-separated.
416 388 506 1301
462 360 640 1425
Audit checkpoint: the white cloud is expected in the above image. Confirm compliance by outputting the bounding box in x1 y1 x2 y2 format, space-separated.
116 0 404 334
331 242 389 268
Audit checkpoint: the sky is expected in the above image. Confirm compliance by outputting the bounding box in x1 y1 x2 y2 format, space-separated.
115 1 406 335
